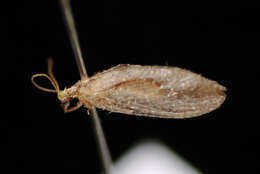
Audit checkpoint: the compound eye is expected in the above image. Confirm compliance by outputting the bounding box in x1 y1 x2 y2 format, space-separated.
60 99 70 111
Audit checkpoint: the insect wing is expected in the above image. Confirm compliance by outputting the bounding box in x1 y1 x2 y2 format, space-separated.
88 65 226 118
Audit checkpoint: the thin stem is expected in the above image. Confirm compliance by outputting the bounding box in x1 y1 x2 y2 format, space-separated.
59 0 87 78
91 107 113 173
59 1 113 173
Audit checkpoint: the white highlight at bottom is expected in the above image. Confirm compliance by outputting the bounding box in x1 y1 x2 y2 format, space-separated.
110 141 203 174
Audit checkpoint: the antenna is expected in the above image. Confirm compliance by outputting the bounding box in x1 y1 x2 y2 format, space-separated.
59 0 113 173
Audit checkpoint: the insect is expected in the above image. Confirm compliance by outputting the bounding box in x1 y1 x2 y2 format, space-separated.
32 58 226 119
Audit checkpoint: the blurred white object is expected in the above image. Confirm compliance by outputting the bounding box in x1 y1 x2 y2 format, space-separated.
111 140 203 174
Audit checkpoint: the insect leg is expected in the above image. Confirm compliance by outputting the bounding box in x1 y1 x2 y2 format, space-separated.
64 102 83 113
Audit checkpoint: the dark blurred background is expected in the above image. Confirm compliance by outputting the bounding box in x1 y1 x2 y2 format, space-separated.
4 0 260 173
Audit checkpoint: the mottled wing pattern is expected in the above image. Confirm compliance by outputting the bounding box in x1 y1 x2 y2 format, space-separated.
89 65 226 118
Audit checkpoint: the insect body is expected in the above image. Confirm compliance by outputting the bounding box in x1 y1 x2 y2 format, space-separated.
32 59 226 118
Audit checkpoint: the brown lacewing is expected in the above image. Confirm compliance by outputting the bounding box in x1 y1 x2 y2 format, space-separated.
32 58 226 119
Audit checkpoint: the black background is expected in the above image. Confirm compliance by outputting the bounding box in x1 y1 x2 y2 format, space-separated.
4 0 260 173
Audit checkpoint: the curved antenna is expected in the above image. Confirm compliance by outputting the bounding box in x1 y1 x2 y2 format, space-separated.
31 73 58 93
47 58 60 93
31 58 62 100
